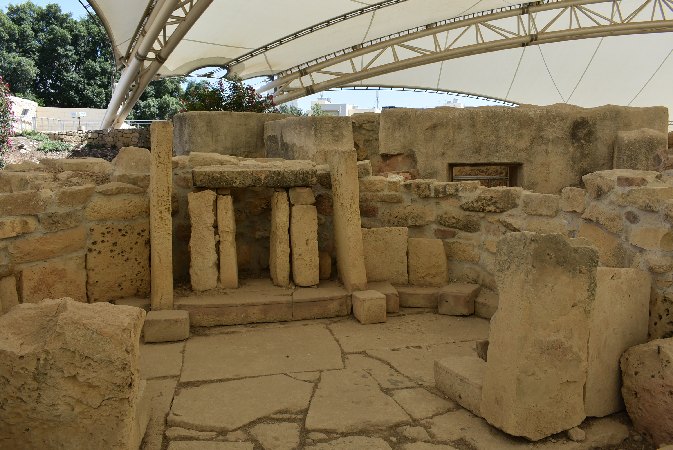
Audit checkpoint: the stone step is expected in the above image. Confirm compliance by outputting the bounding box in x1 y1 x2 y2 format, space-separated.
475 289 499 319
395 286 440 308
434 355 486 417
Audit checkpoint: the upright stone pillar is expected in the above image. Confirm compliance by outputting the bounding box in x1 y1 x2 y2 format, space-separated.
188 190 218 291
481 232 598 441
270 190 291 287
149 121 174 310
327 149 367 291
290 205 319 287
217 195 238 288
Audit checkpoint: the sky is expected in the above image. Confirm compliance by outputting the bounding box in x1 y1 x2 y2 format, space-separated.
0 0 500 112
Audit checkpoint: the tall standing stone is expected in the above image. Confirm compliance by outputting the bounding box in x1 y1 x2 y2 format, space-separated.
481 232 598 441
270 190 291 287
188 190 218 291
327 149 367 291
290 205 319 287
217 195 238 288
150 121 174 309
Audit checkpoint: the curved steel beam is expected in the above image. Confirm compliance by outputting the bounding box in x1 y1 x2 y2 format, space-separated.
263 0 673 104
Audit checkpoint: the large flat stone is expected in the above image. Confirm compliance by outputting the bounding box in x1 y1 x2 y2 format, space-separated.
143 378 178 450
305 369 410 432
193 163 317 188
305 437 392 450
292 283 350 320
168 374 313 431
139 342 184 379
434 355 485 416
181 324 343 382
389 387 455 420
168 441 254 450
344 354 416 389
176 292 293 326
249 422 300 450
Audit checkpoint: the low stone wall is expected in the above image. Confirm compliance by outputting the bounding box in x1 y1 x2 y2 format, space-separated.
358 166 673 339
44 128 150 149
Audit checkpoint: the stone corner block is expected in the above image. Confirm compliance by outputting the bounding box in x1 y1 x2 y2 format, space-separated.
352 290 386 324
143 310 190 343
438 283 480 316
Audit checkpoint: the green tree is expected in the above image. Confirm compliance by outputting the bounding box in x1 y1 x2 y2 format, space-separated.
128 77 185 120
277 104 306 116
310 103 328 116
0 76 12 159
182 77 275 113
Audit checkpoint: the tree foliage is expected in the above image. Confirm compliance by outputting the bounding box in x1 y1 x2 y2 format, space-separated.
0 76 12 158
182 77 275 113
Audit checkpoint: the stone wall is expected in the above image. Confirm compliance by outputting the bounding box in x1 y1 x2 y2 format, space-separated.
45 128 150 150
357 165 673 339
0 148 151 308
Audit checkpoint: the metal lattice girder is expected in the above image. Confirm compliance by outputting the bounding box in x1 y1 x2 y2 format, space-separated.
101 0 213 129
260 0 673 104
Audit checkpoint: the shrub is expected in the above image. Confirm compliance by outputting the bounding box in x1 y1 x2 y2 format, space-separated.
0 76 12 155
182 76 276 113
16 130 72 153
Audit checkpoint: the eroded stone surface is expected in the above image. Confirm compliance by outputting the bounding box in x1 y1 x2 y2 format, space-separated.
389 387 454 420
408 238 448 286
305 436 392 450
139 342 184 379
188 190 218 291
249 422 300 450
362 227 408 284
344 354 416 389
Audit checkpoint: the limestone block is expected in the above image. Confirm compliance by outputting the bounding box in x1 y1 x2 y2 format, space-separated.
360 176 388 192
368 281 400 313
188 152 240 167
328 149 368 291
521 192 559 217
444 240 480 264
357 160 372 178
0 216 37 239
292 283 351 320
615 186 673 212
38 210 83 232
289 187 315 205
475 289 498 319
19 255 86 303
435 356 486 416
614 128 667 171
9 226 86 264
621 338 673 446
582 202 623 233
585 268 650 417
319 251 332 280
192 162 317 188
396 286 439 308
85 193 149 221
95 181 145 195
582 169 660 199
188 190 218 291
481 233 598 441
361 227 408 284
352 290 387 324
0 190 48 215
408 238 448 287
460 187 521 213
629 226 673 251
291 205 319 287
270 191 291 287
438 283 480 316
380 204 435 227
40 157 113 174
0 171 55 192
0 298 145 449
577 221 630 267
112 147 151 173
143 310 190 343
0 275 19 314
86 222 150 303
437 210 480 232
560 187 587 212
216 195 238 288
54 184 96 207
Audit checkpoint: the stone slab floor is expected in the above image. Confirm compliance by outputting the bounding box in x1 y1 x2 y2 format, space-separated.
139 310 646 450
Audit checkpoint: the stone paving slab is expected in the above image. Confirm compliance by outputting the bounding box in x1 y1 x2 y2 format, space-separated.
328 314 489 352
139 342 184 379
249 422 300 450
344 354 417 389
390 387 456 420
305 436 393 449
142 378 178 450
167 442 254 450
169 374 313 431
181 324 343 382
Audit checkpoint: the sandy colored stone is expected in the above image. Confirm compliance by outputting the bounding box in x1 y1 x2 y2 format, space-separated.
629 225 673 250
0 190 48 215
614 128 667 171
560 187 587 212
181 324 342 382
169 374 313 431
616 185 673 212
10 225 86 263
621 338 673 446
291 204 319 286
408 238 448 286
249 422 300 450
352 290 387 324
0 298 145 449
188 190 218 291
19 254 87 303
289 186 315 205
95 181 145 195
585 268 650 417
319 251 331 280
435 356 485 416
143 310 189 343
0 216 37 239
85 193 149 221
521 192 559 217
168 442 254 450
305 369 410 432
139 342 184 379
137 378 177 450
113 147 150 173
270 190 291 287
438 283 480 316
362 226 408 284
398 426 431 442
41 157 113 174
327 149 368 291
165 427 218 440
217 195 238 288
582 202 623 233
390 387 454 420
150 121 174 309
305 436 391 450
368 281 399 313
344 354 416 389
396 286 440 308
436 209 480 232
578 220 631 267
0 170 55 193
188 152 240 167
193 163 317 188
86 221 150 302
481 233 598 440
380 204 436 227
460 187 521 213
38 209 83 232
0 275 19 314
175 291 293 326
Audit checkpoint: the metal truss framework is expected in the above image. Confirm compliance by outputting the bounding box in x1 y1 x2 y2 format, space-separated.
101 0 213 129
260 0 673 104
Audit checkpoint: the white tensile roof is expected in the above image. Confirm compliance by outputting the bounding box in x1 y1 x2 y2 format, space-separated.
89 0 673 118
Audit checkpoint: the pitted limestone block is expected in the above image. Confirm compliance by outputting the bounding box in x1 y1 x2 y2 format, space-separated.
621 338 673 446
289 187 315 205
368 281 399 313
435 356 485 416
408 238 448 287
0 190 48 215
188 190 218 291
19 254 87 303
38 210 83 232
438 283 480 316
291 205 319 287
521 192 559 217
361 227 408 284
0 298 145 449
10 226 86 264
112 147 150 173
436 210 480 232
143 310 190 343
380 204 435 227
85 193 149 221
86 221 150 303
0 216 38 239
582 169 660 199
193 162 317 188
460 187 521 213
560 187 587 213
613 128 667 171
217 195 238 289
188 152 240 167
481 232 598 441
585 268 650 417
270 191 291 287
352 290 386 324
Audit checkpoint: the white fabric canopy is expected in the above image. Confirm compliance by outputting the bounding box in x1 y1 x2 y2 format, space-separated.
89 0 673 117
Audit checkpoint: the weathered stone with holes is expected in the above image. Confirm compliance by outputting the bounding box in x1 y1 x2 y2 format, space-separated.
270 191 291 287
291 205 319 287
0 298 145 449
361 227 408 284
217 195 238 289
143 310 190 343
481 232 598 441
560 187 586 213
460 187 521 213
613 128 667 171
352 290 386 324
438 283 480 316
408 238 447 286
188 190 218 291
193 162 317 188
521 192 559 217
435 355 486 416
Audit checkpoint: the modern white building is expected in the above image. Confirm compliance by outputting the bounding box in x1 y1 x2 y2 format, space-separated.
311 98 380 117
